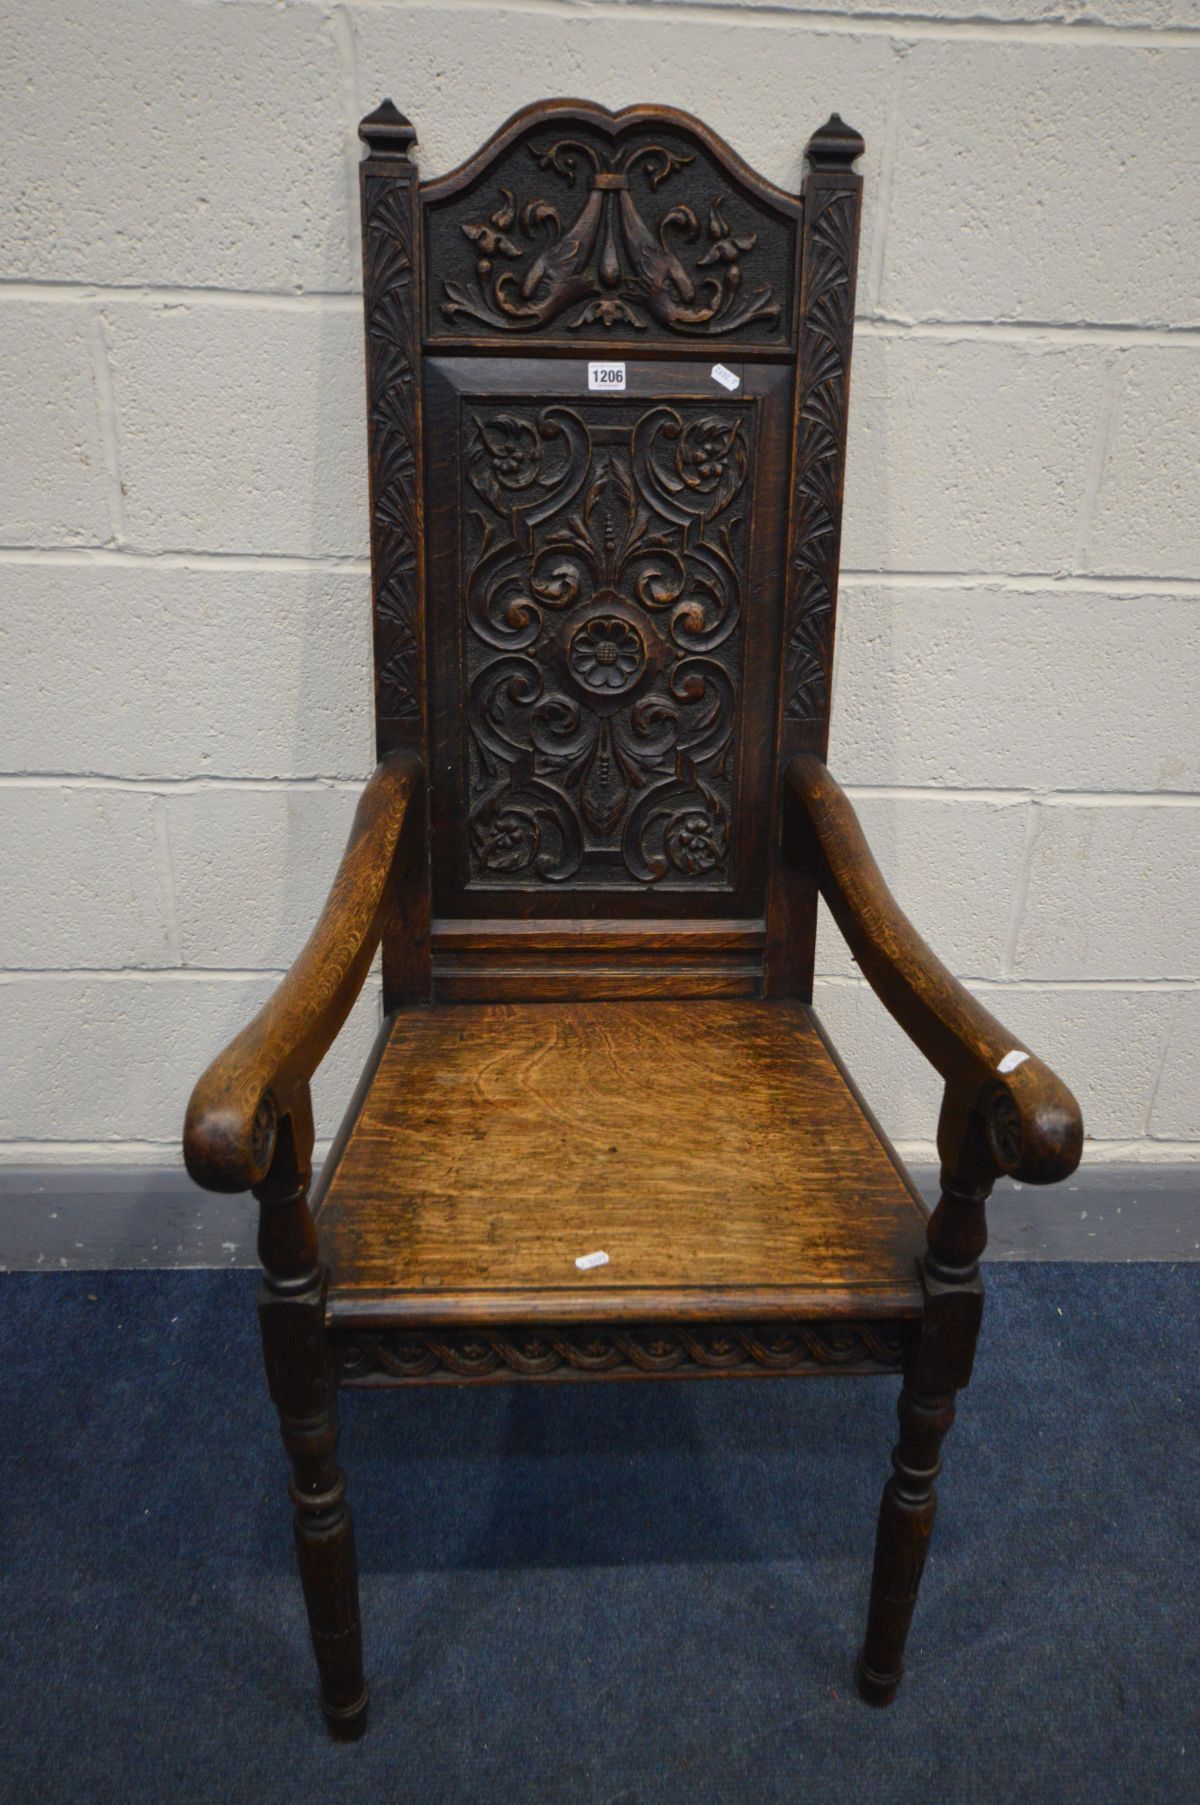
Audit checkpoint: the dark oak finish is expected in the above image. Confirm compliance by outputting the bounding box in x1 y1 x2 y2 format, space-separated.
423 357 791 924
359 102 432 1009
181 97 1085 1735
332 1319 910 1386
421 98 801 352
766 114 864 998
254 1105 368 1738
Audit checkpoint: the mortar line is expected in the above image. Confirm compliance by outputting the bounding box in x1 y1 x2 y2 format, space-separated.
0 968 294 983
838 568 1200 594
0 775 369 792
886 1139 1200 1163
0 546 372 574
2 775 1197 804
844 787 1200 805
0 1139 334 1164
1072 349 1126 575
1140 995 1183 1137
0 282 363 312
858 318 1200 346
330 3 364 284
812 974 1200 992
313 0 1200 51
1001 800 1042 978
150 796 183 966
2 967 1194 990
85 307 126 547
1 545 1196 593
6 281 1200 346
863 40 909 317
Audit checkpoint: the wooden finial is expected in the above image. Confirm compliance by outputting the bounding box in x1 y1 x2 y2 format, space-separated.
806 113 865 169
359 98 417 158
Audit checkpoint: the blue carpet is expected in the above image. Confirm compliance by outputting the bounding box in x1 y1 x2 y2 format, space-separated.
1 1265 1197 1804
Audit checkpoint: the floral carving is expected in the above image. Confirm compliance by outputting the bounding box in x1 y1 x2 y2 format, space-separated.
332 1319 910 1384
471 804 542 875
462 401 748 888
569 616 646 693
665 806 727 877
440 136 781 338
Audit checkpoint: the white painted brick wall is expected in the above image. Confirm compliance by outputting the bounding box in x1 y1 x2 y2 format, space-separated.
0 304 113 546
106 302 369 558
1 0 1197 1171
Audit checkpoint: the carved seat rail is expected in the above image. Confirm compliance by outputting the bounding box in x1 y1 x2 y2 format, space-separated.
331 1319 912 1385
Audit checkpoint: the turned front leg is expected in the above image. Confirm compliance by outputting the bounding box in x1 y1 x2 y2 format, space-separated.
858 1087 992 1705
857 1384 957 1704
255 1098 368 1740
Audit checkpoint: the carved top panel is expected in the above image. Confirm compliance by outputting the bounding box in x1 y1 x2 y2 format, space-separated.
422 102 799 348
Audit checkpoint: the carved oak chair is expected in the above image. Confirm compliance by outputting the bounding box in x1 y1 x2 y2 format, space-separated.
183 98 1083 1739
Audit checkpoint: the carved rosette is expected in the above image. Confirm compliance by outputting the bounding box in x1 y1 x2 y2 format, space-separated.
362 170 422 735
785 183 860 728
332 1320 909 1384
462 399 750 889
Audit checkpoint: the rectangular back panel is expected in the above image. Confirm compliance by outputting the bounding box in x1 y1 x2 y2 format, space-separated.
425 357 791 920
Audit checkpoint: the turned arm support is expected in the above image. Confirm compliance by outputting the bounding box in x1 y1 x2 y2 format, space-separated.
184 752 422 1195
786 755 1083 1203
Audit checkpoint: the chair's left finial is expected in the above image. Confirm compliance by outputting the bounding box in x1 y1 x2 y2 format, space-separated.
359 98 417 159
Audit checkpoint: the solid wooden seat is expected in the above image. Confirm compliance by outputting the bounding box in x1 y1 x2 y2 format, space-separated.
318 1000 928 1327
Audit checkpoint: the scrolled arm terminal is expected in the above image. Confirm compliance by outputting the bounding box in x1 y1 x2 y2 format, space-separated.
785 755 1083 1187
183 752 422 1194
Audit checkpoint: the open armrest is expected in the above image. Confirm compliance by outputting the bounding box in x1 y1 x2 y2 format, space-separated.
786 755 1082 1186
184 751 422 1194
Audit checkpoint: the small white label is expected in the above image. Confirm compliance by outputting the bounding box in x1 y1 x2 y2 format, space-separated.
575 1249 610 1271
587 362 626 392
997 1049 1030 1075
711 362 740 391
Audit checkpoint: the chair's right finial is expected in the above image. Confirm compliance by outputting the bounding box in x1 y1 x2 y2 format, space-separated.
806 113 866 169
359 98 417 159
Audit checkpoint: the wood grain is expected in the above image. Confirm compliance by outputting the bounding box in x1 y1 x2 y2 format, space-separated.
317 999 928 1321
429 917 765 1001
785 754 1084 1187
183 751 420 1193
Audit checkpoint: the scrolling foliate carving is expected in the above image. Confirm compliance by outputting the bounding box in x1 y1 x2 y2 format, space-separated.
332 1320 909 1385
429 127 794 343
363 172 422 729
785 186 859 726
461 398 751 889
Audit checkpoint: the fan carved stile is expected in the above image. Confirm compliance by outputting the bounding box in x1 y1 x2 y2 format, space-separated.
363 173 423 735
